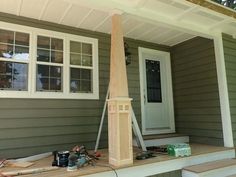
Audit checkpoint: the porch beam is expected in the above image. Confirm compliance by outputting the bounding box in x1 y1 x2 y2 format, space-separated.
213 33 234 147
107 11 133 167
67 0 215 39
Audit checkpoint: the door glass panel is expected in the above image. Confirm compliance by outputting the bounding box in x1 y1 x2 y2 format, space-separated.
145 59 162 103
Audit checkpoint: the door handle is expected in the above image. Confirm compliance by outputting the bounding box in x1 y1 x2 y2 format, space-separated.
144 94 146 104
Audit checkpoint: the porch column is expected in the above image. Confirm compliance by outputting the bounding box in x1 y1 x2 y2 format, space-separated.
107 12 133 167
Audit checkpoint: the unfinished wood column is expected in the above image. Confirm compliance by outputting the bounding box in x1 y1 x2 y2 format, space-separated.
107 12 133 167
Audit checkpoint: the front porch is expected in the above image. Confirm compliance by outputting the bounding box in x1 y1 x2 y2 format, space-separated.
1 144 235 177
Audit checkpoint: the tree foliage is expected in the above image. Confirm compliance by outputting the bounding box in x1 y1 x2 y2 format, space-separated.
212 0 236 10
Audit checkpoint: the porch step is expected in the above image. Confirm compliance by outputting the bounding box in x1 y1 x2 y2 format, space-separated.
133 133 189 147
182 159 236 177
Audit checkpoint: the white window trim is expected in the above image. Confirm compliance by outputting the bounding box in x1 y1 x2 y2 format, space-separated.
0 21 99 99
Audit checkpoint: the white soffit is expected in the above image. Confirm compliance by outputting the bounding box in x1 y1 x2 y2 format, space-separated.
0 0 236 46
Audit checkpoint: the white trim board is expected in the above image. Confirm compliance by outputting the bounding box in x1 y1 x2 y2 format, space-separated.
84 149 235 177
213 33 234 147
138 47 175 135
133 135 189 147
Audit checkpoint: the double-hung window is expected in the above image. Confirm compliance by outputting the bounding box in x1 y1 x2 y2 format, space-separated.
36 36 63 92
0 22 99 99
0 29 29 91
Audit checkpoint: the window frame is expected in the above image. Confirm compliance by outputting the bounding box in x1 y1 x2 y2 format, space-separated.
0 21 99 99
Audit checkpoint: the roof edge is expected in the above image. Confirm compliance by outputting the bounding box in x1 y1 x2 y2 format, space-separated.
186 0 236 19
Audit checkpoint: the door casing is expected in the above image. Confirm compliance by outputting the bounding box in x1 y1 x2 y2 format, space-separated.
138 47 175 135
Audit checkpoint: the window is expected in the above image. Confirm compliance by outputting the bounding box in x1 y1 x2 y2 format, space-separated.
0 29 29 91
36 36 63 92
0 22 99 99
70 41 93 93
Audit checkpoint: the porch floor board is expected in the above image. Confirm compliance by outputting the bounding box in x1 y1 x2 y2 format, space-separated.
1 144 235 177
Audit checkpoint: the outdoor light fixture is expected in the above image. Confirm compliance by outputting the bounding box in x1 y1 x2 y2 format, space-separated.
124 42 131 65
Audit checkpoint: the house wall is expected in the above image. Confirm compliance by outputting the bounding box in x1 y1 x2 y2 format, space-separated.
222 34 236 145
171 37 224 146
0 12 170 158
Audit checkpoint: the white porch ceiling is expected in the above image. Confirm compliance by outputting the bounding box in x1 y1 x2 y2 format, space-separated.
0 0 236 46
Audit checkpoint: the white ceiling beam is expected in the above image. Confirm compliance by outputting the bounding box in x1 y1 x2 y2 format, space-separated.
174 5 199 21
92 15 111 31
38 0 50 20
125 22 144 36
58 3 73 24
208 18 233 30
76 9 94 28
16 0 23 16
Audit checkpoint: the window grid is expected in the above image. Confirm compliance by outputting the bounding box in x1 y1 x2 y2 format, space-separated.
0 22 98 99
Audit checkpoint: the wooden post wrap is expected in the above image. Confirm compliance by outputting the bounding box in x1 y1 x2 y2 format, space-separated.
108 13 133 167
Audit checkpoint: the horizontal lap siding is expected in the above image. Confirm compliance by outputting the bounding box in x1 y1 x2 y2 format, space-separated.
171 37 223 146
0 13 169 158
223 34 236 145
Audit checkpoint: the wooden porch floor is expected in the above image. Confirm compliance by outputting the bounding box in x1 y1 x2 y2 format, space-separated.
1 144 235 177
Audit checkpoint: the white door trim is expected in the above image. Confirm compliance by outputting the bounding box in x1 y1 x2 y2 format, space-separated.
213 33 234 147
138 47 175 135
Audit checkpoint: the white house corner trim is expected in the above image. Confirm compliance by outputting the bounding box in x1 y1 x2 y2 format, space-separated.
214 33 234 147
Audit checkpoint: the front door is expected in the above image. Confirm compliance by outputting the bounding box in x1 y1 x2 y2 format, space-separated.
139 47 175 135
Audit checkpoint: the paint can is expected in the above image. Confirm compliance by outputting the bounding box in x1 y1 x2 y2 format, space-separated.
57 151 70 167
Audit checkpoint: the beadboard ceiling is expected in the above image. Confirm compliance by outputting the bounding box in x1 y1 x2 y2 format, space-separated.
0 0 236 46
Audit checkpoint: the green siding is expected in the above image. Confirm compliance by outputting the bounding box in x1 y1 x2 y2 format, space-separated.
171 37 223 146
0 12 169 158
223 34 236 145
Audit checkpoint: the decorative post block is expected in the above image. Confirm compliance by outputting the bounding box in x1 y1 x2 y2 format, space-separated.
108 98 133 166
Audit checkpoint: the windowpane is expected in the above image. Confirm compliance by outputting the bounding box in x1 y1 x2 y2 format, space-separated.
81 80 91 92
70 53 81 65
50 66 61 77
0 29 14 44
0 61 27 90
37 36 50 49
0 44 13 58
37 49 50 62
82 55 92 66
81 68 91 80
82 43 92 55
15 32 29 46
146 59 162 102
70 41 81 53
51 51 63 63
14 46 29 60
51 38 63 51
70 68 92 93
50 78 61 91
37 65 62 91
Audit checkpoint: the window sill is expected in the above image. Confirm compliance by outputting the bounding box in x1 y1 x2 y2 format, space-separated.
0 91 99 100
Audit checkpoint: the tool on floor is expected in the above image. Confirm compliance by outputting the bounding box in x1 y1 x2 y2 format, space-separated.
51 151 70 167
94 84 147 154
67 145 97 171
